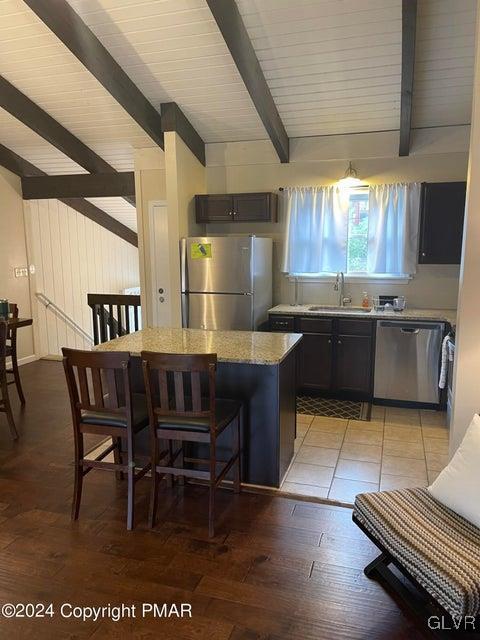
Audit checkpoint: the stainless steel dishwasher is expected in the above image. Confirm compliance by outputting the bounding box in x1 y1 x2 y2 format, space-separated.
374 320 445 405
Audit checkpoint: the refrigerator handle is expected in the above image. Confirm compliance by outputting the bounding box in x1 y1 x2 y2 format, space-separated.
180 238 187 292
181 294 189 328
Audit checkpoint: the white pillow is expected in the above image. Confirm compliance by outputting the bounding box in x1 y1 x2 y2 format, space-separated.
428 413 480 529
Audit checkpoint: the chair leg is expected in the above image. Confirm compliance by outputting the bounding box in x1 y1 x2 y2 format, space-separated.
208 482 215 538
166 441 174 488
126 437 135 531
209 441 216 538
178 442 185 486
233 414 241 494
72 434 84 520
113 437 124 481
1 378 18 440
149 439 159 528
11 353 25 405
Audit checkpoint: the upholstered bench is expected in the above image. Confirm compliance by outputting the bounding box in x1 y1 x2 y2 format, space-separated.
353 487 480 622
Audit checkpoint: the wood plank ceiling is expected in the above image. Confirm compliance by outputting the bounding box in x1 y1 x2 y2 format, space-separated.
0 0 477 232
66 0 268 143
412 0 476 129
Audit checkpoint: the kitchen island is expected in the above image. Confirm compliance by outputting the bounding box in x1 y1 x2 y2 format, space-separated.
95 327 302 487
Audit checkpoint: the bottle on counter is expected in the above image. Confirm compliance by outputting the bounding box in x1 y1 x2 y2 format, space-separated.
361 292 370 308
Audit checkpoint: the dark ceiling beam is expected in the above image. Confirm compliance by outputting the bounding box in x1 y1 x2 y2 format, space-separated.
206 0 289 163
22 0 207 166
0 75 135 207
399 0 417 156
160 102 205 165
22 0 164 149
22 172 135 200
0 143 137 246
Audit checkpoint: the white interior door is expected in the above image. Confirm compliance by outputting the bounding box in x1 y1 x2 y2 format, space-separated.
149 201 172 326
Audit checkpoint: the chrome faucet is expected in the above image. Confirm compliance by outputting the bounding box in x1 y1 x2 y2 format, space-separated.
334 272 351 306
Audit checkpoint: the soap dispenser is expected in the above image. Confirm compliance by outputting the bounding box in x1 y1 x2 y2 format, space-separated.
361 292 370 308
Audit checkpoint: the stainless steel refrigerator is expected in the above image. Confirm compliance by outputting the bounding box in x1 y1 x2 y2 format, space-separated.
180 236 272 331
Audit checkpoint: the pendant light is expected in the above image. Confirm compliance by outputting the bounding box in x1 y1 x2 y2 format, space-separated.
338 161 363 188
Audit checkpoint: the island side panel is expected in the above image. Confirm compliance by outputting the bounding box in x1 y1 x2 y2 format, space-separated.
278 348 297 483
215 361 280 487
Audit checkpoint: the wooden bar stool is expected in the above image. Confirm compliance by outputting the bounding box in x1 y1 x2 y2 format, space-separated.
0 321 18 439
62 348 151 530
141 351 242 537
5 304 25 405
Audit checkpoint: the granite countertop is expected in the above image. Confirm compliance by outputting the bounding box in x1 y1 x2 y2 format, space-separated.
94 326 302 365
269 304 457 326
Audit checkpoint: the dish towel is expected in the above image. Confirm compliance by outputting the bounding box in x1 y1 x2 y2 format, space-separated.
439 334 450 389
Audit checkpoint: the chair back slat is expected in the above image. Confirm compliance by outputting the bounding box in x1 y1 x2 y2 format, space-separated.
105 369 119 409
141 352 217 425
62 349 131 423
174 372 185 412
158 369 169 410
191 371 202 412
0 321 7 373
91 368 104 408
6 303 18 344
77 367 90 406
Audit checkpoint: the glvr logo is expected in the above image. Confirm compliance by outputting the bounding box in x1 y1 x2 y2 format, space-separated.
428 616 477 631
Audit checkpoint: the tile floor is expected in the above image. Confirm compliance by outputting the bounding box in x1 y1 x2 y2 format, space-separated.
281 405 449 504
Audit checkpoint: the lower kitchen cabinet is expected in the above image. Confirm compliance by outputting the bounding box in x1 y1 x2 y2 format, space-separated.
298 333 333 392
269 314 374 400
335 334 373 396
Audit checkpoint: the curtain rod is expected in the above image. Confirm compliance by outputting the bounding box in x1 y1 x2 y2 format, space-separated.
278 185 369 191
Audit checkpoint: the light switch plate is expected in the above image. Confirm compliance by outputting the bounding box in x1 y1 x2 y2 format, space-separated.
14 267 29 278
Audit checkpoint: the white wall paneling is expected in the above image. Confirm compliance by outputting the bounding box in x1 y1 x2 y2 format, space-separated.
24 198 140 356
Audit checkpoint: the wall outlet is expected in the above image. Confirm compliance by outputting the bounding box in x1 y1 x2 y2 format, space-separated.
14 267 29 278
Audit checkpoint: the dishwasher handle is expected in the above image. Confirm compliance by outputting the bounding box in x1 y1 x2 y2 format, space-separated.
378 321 444 332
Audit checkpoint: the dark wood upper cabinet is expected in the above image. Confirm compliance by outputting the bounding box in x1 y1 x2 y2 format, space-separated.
195 192 277 223
419 182 466 264
195 194 233 222
232 193 277 221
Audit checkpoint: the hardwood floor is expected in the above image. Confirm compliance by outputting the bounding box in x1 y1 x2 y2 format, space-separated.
0 361 433 639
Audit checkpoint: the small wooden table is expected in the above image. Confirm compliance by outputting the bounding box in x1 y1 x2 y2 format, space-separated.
5 318 33 329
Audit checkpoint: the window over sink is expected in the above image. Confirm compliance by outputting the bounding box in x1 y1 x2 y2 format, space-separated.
282 183 421 281
347 188 369 274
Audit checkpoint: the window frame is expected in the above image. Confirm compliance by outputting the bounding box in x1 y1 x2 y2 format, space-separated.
288 185 413 283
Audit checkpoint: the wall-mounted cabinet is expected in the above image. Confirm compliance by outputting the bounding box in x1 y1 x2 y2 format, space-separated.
418 181 466 265
195 192 278 223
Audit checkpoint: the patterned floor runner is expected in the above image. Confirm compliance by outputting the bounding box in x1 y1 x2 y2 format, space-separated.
297 396 370 420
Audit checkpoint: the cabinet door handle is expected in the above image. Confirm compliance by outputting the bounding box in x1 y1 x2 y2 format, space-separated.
328 339 331 344
228 211 233 216
337 340 342 345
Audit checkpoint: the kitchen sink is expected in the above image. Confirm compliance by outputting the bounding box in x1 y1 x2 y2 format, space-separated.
307 306 371 313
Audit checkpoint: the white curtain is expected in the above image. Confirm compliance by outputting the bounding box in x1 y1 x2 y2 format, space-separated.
282 186 349 274
367 182 421 275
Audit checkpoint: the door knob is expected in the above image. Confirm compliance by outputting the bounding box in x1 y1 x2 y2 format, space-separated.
158 288 164 294
159 297 165 303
